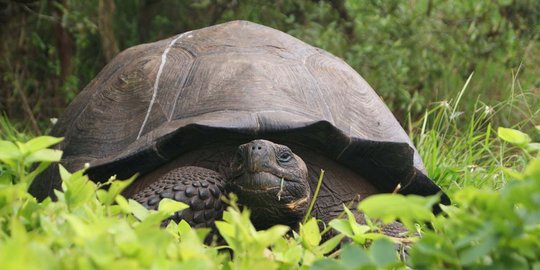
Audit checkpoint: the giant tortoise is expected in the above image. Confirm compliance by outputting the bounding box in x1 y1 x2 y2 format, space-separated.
30 20 449 232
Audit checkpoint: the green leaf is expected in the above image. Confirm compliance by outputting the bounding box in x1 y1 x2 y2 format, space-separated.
96 175 136 205
410 233 460 266
23 136 63 154
502 253 529 269
0 140 21 161
255 225 289 247
359 194 435 229
498 127 531 146
315 234 344 254
302 251 318 267
112 222 139 256
0 171 12 185
25 161 51 184
525 158 540 181
459 235 497 265
115 195 131 214
128 199 150 221
214 221 236 249
282 244 303 264
341 244 372 268
62 169 96 209
328 219 353 237
24 149 62 165
177 219 192 237
58 164 72 182
344 207 362 235
65 215 92 239
97 175 135 205
311 258 346 270
502 167 524 181
137 211 170 230
158 198 189 215
370 238 400 266
527 143 540 152
301 218 321 249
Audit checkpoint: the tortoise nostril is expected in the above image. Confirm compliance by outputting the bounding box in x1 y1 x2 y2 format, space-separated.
251 144 263 151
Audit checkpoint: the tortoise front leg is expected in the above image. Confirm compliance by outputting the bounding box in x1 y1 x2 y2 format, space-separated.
132 166 226 228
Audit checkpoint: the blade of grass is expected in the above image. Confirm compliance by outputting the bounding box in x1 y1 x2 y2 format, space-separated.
451 72 474 118
303 169 325 224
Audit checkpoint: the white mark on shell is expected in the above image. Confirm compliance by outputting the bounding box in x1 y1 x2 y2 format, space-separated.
137 31 192 139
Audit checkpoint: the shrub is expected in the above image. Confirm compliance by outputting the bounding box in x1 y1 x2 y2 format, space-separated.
0 126 538 269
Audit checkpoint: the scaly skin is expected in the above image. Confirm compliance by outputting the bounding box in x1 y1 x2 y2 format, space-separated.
132 139 410 241
132 166 226 228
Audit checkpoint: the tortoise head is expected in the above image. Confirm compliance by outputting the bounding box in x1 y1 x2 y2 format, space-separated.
227 139 310 229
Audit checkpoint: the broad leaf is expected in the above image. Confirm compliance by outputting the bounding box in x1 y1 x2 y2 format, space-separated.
24 149 62 165
498 127 531 146
158 198 189 215
301 218 321 249
0 140 20 161
23 136 63 154
359 194 435 229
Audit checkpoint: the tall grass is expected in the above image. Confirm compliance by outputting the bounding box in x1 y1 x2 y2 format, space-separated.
410 70 538 194
0 114 31 142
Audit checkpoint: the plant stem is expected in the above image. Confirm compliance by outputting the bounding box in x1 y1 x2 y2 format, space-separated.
303 169 324 224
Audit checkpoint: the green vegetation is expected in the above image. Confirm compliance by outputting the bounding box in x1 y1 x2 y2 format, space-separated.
412 79 534 193
1 0 539 269
0 124 539 269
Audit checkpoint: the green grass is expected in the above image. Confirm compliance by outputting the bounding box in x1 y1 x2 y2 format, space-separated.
409 70 538 194
0 114 31 142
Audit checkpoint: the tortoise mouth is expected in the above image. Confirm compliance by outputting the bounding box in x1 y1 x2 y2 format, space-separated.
230 171 287 192
226 170 308 206
227 171 310 230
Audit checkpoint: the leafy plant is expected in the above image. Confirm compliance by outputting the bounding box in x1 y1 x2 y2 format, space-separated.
312 239 403 270
1 126 539 269
409 128 540 268
215 195 290 270
0 135 221 270
0 136 62 186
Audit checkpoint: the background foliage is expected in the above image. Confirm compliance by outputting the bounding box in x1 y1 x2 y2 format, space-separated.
1 0 538 134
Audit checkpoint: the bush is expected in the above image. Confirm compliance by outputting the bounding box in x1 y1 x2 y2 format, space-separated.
409 128 540 268
0 126 539 269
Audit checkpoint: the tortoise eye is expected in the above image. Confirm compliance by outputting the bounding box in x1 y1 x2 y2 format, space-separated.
278 152 292 162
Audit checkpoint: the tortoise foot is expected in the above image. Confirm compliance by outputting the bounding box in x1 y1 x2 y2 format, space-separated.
132 166 226 228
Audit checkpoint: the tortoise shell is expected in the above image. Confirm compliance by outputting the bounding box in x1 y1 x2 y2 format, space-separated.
30 20 448 205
